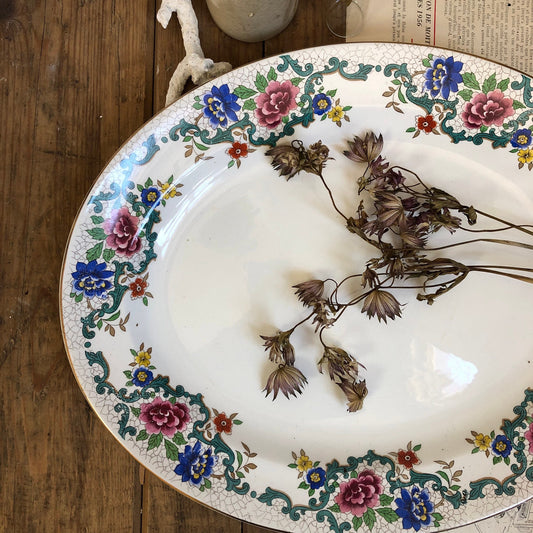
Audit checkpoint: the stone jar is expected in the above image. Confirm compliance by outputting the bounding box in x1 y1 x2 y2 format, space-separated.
206 0 299 43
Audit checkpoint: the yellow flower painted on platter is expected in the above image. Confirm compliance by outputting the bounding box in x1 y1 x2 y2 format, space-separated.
518 148 533 165
474 433 491 451
296 454 312 472
135 350 151 366
327 105 344 123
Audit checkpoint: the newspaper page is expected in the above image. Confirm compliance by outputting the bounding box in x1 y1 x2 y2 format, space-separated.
347 0 533 75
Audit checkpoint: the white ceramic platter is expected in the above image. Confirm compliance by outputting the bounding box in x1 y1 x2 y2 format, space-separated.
60 43 533 532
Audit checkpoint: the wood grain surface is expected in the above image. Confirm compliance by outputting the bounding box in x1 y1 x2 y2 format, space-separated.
0 1 340 532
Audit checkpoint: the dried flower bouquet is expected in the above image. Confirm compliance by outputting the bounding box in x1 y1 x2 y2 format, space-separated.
261 132 533 412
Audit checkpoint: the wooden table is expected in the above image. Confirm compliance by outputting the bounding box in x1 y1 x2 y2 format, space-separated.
0 1 341 531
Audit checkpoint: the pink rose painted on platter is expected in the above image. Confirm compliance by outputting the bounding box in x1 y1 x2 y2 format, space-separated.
254 80 299 129
334 469 383 517
461 89 514 129
139 396 191 437
103 206 142 257
525 423 533 454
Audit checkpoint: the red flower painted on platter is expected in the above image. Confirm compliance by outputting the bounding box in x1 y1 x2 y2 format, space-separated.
129 277 147 299
417 114 437 133
103 206 142 257
228 142 248 159
213 412 233 434
334 469 383 517
397 449 420 469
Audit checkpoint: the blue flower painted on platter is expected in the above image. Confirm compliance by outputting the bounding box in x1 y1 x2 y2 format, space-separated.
510 128 533 149
395 486 434 531
132 366 154 387
424 56 463 100
203 84 241 129
312 93 332 116
141 186 161 207
174 440 217 486
71 260 113 299
306 466 326 489
492 434 513 458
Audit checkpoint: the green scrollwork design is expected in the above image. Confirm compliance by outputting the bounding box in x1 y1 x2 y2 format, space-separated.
511 75 533 108
115 403 137 438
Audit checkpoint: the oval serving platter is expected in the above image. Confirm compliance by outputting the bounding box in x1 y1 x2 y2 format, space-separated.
60 43 533 532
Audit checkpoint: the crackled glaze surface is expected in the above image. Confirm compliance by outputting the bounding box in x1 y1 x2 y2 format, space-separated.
60 43 533 532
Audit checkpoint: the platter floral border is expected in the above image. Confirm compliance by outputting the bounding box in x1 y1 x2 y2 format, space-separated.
61 44 533 532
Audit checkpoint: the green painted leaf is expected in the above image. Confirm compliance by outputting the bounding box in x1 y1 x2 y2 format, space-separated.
96 319 102 329
86 242 103 261
233 85 258 99
329 503 341 513
227 159 235 169
267 66 277 81
107 311 120 322
136 429 149 441
290 77 304 86
242 99 257 111
308 489 315 497
183 135 192 142
471 447 480 454
379 494 394 506
147 432 163 451
376 507 400 523
282 115 289 124
493 456 503 465
203 478 212 489
130 349 137 356
165 439 180 461
168 396 176 403
288 463 298 469
236 471 245 478
74 292 84 303
397 87 407 104
482 73 497 93
123 370 133 379
233 419 243 425
406 127 416 133
145 177 153 187
497 78 510 91
137 184 144 192
91 215 104 224
480 125 489 133
343 105 352 111
462 72 481 90
326 89 338 97
172 432 187 445
102 248 115 262
130 407 141 417
298 481 309 490
352 516 363 530
432 512 444 521
320 114 327 121
363 508 376 530
504 456 511 465
236 450 244 468
142 296 148 306
193 140 209 151
392 79 401 85
437 470 450 484
450 484 461 491
513 100 526 109
192 101 203 110
255 72 268 92
457 89 473 101
313 461 320 467
126 381 133 387
87 227 107 240
422 58 431 68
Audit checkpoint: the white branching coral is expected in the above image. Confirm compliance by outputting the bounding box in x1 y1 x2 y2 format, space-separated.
157 0 232 106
